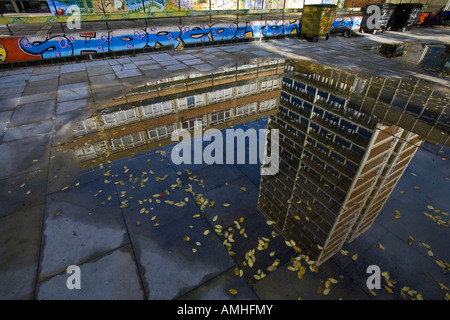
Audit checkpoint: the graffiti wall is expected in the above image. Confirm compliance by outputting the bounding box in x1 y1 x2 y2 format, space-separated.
0 19 301 63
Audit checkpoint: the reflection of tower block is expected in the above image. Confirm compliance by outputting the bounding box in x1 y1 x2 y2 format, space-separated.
258 70 423 266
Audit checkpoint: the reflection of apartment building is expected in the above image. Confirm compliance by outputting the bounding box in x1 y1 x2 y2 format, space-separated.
65 58 285 166
258 68 423 266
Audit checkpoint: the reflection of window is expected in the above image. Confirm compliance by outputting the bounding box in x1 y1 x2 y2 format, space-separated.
101 108 139 128
209 109 233 126
110 131 145 151
180 116 206 131
177 94 206 110
260 79 280 92
75 117 98 135
235 83 258 97
207 88 233 103
236 103 257 118
141 101 173 119
147 123 177 142
74 141 107 161
259 98 278 112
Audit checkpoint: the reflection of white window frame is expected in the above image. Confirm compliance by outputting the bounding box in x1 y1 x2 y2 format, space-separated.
75 117 98 135
235 103 257 118
140 101 174 119
259 98 278 112
73 141 107 161
209 109 233 126
101 108 140 129
180 115 207 131
177 93 206 111
207 88 233 104
235 83 258 97
110 131 145 151
147 123 177 142
260 79 280 92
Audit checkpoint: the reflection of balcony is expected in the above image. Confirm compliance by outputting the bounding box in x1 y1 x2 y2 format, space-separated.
310 114 370 149
301 156 351 193
307 130 363 165
304 142 356 180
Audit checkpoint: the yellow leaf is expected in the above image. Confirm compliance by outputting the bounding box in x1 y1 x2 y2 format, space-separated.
378 243 385 250
369 289 377 297
266 220 276 225
323 288 330 295
427 205 434 210
223 203 230 207
192 248 197 253
340 249 349 256
228 289 238 295
352 254 358 261
55 211 61 216
408 236 414 246
140 208 146 214
427 250 434 257
136 221 141 225
183 236 190 242
240 187 247 191
297 270 303 280
203 230 210 236
384 286 393 294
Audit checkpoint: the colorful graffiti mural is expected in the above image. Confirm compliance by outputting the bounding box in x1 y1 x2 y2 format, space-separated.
0 19 300 63
331 16 362 32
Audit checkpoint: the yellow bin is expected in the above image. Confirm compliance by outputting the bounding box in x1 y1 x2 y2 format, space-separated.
300 4 338 42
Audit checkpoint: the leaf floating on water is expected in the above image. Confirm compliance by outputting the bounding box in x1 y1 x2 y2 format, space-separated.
183 236 190 242
203 230 210 236
340 249 349 256
378 243 385 250
427 250 434 257
266 220 276 225
55 210 61 216
408 236 414 246
223 203 230 207
240 187 247 191
212 215 218 222
228 289 238 295
352 254 358 261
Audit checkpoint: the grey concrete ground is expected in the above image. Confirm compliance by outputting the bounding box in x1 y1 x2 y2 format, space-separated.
0 26 449 300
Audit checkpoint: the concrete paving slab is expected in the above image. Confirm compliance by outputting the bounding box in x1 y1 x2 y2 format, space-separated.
151 53 175 62
60 63 86 74
0 205 44 299
38 180 129 282
31 65 60 75
201 175 260 229
56 98 91 115
18 91 57 105
28 72 59 82
86 64 114 77
341 230 449 300
253 258 370 300
0 94 21 112
59 71 89 86
0 133 51 179
9 100 55 126
57 83 90 102
178 267 259 300
184 59 204 66
0 110 13 137
0 169 47 218
36 244 144 300
3 120 53 142
125 202 235 299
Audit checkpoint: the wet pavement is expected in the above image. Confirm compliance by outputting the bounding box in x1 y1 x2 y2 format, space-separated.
0 26 449 300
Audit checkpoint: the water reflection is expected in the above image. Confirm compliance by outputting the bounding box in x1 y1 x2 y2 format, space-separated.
258 61 449 266
60 57 449 267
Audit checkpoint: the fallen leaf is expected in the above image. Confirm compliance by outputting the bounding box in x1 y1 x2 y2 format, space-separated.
228 289 238 295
